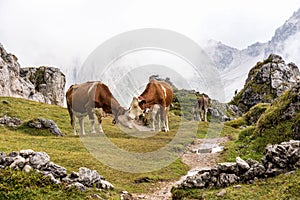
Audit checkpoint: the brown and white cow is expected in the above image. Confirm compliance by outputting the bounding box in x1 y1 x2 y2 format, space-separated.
66 81 130 135
193 95 209 122
129 79 173 132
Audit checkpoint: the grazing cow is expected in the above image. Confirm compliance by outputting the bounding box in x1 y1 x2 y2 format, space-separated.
66 81 129 135
193 95 209 122
129 79 173 132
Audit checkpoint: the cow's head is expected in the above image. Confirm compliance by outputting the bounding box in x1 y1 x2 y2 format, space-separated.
127 96 145 120
113 107 133 129
112 107 126 124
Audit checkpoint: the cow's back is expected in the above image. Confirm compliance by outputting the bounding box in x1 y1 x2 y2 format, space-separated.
66 82 99 113
159 81 173 107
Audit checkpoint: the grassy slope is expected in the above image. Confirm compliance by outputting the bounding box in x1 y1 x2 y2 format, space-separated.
0 97 299 199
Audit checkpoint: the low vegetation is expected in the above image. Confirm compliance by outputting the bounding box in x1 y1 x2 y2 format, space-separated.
0 96 299 199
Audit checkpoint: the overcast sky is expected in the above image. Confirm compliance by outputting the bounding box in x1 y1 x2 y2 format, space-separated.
0 0 300 71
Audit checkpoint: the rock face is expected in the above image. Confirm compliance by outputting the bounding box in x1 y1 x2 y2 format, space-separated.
177 140 300 190
0 43 65 106
231 54 300 113
0 150 114 191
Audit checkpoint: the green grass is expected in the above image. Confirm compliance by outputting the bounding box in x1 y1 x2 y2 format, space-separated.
1 96 299 199
0 97 202 198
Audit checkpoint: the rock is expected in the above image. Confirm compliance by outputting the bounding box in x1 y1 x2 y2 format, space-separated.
0 152 6 165
22 164 32 173
232 54 300 113
0 43 65 106
77 167 113 189
45 173 61 185
217 173 239 187
20 149 35 157
41 162 67 178
217 162 237 173
216 189 226 197
9 155 26 170
68 182 87 192
236 157 250 171
233 184 242 189
177 140 300 190
120 191 133 200
0 115 22 128
27 118 63 136
29 152 50 169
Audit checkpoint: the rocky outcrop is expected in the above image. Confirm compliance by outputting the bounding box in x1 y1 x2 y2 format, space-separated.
209 99 242 121
0 115 22 128
176 140 300 190
0 150 114 191
27 118 63 136
256 82 300 141
0 43 65 106
231 54 300 113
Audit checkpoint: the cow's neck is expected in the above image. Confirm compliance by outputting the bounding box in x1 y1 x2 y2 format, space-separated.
110 98 122 115
139 95 156 109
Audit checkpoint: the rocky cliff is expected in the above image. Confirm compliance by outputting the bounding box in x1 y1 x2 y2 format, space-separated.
0 43 65 106
231 54 300 112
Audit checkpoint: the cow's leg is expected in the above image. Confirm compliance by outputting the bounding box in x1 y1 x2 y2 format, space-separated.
79 116 85 135
161 107 169 132
165 109 170 132
97 117 104 134
86 107 96 134
200 109 204 121
157 112 161 131
72 115 77 135
151 111 156 131
204 108 208 122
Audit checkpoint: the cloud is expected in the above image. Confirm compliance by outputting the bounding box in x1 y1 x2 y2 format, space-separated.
0 0 299 87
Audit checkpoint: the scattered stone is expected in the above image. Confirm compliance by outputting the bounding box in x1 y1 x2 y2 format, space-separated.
0 115 22 128
22 164 32 173
236 157 250 171
27 118 63 136
216 189 226 197
29 152 50 169
233 184 242 189
9 155 26 170
20 149 35 157
177 140 300 190
0 149 114 191
68 182 87 192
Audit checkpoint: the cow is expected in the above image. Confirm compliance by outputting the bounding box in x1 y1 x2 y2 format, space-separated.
66 81 130 135
193 95 209 122
128 79 173 132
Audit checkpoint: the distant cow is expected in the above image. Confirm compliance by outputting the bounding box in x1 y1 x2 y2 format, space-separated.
66 81 129 135
129 79 173 132
193 95 209 122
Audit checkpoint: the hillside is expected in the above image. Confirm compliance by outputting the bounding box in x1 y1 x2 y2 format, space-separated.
0 97 299 199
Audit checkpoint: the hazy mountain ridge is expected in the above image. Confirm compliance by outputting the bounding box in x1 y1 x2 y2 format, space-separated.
206 8 300 101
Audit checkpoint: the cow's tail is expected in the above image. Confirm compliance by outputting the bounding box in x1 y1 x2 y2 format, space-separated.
67 100 74 126
66 85 74 126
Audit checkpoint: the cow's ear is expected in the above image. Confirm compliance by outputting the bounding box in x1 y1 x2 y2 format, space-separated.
139 100 146 107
